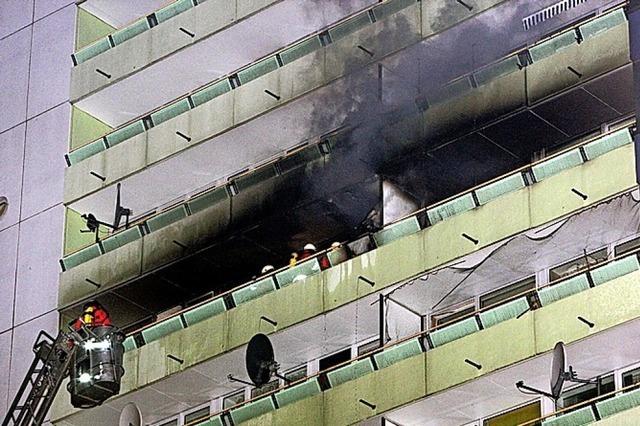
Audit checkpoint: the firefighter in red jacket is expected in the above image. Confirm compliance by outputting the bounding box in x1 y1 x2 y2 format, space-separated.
73 301 112 331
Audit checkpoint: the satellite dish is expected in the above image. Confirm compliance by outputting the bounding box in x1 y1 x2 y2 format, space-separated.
246 333 277 387
119 402 142 426
550 341 567 399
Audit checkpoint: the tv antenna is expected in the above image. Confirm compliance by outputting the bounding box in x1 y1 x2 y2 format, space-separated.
228 334 291 387
119 402 143 426
81 183 132 242
515 342 594 409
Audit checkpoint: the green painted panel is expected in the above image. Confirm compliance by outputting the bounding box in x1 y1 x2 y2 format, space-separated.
141 316 184 344
426 192 476 224
532 149 583 182
478 297 529 329
70 106 112 150
64 208 96 255
111 18 150 46
155 0 195 23
373 338 422 369
579 9 626 41
191 80 232 107
237 56 279 85
105 121 145 147
373 216 421 246
231 277 277 305
100 226 143 253
326 358 375 387
123 336 137 352
61 243 102 270
193 416 223 426
590 255 640 286
541 406 596 426
280 37 322 65
229 397 275 424
583 129 632 161
150 99 191 126
475 173 525 205
474 55 521 86
75 8 115 52
278 145 322 174
538 274 590 306
73 37 111 65
529 30 577 62
186 187 228 214
66 138 107 165
329 12 372 41
429 317 480 348
596 388 640 418
275 259 321 287
234 165 278 192
274 379 321 407
146 205 189 232
373 0 415 20
182 298 226 326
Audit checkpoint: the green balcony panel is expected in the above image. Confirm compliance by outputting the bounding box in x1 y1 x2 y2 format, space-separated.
326 358 375 388
538 274 590 306
190 80 232 107
274 379 321 407
596 388 640 418
373 216 421 246
182 298 226 326
234 165 278 192
66 138 107 165
146 205 189 232
278 145 322 174
430 77 472 105
373 338 422 369
186 187 228 214
193 416 223 426
155 0 195 24
590 255 640 286
579 8 626 41
328 12 372 41
150 99 191 126
280 37 323 65
61 243 102 270
529 30 577 62
373 0 415 20
475 173 526 205
474 55 521 86
72 37 111 65
100 226 144 253
531 149 583 182
429 317 480 348
541 407 596 426
231 277 277 306
583 129 632 161
237 56 279 85
140 316 184 344
122 336 137 352
479 297 529 329
275 259 321 287
229 397 275 424
111 18 150 46
426 193 476 225
105 120 145 147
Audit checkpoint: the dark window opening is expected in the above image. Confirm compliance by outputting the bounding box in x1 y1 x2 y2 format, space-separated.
615 236 640 257
480 276 536 309
549 248 608 282
561 374 614 411
184 406 210 424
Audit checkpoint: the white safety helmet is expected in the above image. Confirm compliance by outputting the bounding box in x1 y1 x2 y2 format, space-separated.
303 243 317 251
261 265 275 274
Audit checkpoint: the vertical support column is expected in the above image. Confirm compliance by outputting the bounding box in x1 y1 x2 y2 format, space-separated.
628 0 640 183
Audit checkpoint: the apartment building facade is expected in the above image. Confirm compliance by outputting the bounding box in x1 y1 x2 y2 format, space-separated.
4 0 640 425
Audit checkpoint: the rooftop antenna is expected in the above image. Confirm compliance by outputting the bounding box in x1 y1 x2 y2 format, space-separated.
515 342 594 409
81 183 132 243
228 334 291 387
119 402 143 426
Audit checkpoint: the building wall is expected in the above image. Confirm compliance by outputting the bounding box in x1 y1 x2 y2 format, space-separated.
0 0 76 421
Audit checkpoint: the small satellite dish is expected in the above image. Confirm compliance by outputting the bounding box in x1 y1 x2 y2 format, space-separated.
119 402 142 426
550 341 567 399
246 333 277 387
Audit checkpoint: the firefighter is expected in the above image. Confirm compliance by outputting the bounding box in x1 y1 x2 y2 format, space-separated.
73 301 112 331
